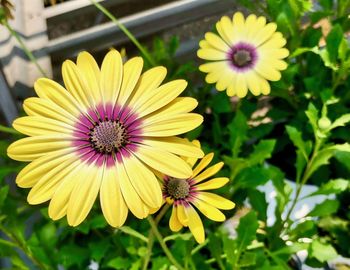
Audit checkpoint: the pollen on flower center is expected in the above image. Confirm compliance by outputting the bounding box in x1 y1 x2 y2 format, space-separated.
167 178 190 199
90 120 128 153
233 50 252 67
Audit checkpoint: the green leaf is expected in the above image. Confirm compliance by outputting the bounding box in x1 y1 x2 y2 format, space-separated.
238 251 257 267
228 111 248 158
248 139 276 166
210 93 232 114
305 103 319 132
308 199 339 217
326 24 343 62
107 257 132 269
289 46 319 58
286 125 311 160
309 240 338 263
248 189 268 221
273 242 309 255
328 113 350 131
307 179 348 197
235 166 270 188
0 185 9 208
335 151 350 171
236 211 259 250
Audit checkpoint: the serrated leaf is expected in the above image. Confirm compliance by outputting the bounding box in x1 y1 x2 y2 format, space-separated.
236 211 259 250
307 179 348 197
235 166 270 188
309 240 338 263
248 139 276 166
238 251 256 267
328 114 350 131
273 242 309 255
286 125 311 160
305 103 319 132
308 199 339 217
326 24 343 62
229 111 248 158
248 190 267 221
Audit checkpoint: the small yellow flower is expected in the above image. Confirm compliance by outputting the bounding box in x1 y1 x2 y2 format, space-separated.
7 50 204 227
161 141 235 244
197 12 289 98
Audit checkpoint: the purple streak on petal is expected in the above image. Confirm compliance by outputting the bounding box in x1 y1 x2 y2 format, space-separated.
227 42 259 73
96 104 106 120
87 108 100 123
106 155 115 168
105 103 114 119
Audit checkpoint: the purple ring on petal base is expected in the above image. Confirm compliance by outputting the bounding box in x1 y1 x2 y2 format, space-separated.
227 42 258 73
72 103 143 167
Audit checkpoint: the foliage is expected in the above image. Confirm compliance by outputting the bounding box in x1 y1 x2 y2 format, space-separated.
0 0 350 269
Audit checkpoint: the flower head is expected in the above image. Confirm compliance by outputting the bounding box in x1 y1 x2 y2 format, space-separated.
197 12 289 98
161 141 235 243
7 50 204 227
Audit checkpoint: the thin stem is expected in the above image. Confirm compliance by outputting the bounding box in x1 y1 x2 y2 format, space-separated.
143 204 171 270
90 0 156 67
0 124 20 135
147 216 185 270
2 20 47 77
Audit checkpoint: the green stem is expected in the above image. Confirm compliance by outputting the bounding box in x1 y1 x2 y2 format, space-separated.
2 20 47 77
90 0 156 67
0 226 49 270
147 216 185 270
143 204 170 270
0 124 20 135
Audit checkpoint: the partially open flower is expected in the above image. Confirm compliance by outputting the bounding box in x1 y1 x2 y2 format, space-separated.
160 140 235 243
198 12 289 98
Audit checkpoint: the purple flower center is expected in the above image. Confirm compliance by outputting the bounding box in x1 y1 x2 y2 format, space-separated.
228 42 258 72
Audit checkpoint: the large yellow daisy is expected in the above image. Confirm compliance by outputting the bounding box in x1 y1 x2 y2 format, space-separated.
160 141 235 243
7 50 204 227
197 12 289 98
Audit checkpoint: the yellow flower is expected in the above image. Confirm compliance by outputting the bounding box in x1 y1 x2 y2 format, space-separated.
197 12 289 98
161 141 235 243
7 50 204 227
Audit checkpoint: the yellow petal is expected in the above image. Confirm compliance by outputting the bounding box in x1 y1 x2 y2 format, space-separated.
117 57 143 105
184 204 205 244
141 137 204 158
192 153 214 178
23 97 77 125
205 32 230 52
245 15 266 40
67 164 103 226
194 162 224 183
133 80 188 118
34 78 81 115
76 51 101 104
117 157 149 219
142 97 198 123
16 148 73 188
245 71 262 96
141 113 203 137
170 206 183 232
217 15 238 45
254 61 282 81
199 40 211 49
100 49 123 104
251 22 277 46
235 73 248 98
199 61 230 73
260 78 271 95
195 177 229 191
259 48 289 59
27 154 79 204
196 192 235 210
134 145 192 179
128 66 167 108
62 60 92 109
7 135 73 162
13 116 73 136
197 48 227 61
259 32 286 50
48 162 86 220
100 166 128 227
192 199 225 222
124 154 162 209
177 203 188 226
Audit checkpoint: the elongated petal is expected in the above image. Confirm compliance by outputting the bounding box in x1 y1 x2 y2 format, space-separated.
192 199 225 222
142 137 203 158
134 145 192 179
194 162 224 183
67 164 103 226
141 113 203 137
169 206 183 232
100 166 128 227
205 32 230 52
117 57 143 105
7 135 73 161
197 48 227 60
192 153 214 178
184 204 205 244
177 203 188 226
196 192 235 210
195 177 229 191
